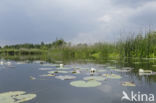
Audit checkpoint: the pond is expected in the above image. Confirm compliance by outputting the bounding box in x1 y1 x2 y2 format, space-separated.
0 58 156 103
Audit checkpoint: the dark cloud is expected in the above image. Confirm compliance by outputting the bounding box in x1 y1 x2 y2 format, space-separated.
112 0 155 7
0 0 156 45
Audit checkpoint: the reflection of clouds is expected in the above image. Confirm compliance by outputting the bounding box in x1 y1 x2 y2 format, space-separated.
97 84 112 93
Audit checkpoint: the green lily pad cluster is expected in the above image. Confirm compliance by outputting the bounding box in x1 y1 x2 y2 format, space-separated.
71 69 80 74
29 76 36 80
70 80 101 87
57 67 72 70
39 68 55 71
122 82 136 87
48 70 68 74
102 74 122 79
83 76 106 81
0 91 36 103
55 75 76 80
107 66 116 69
96 69 106 73
42 64 59 67
40 74 55 77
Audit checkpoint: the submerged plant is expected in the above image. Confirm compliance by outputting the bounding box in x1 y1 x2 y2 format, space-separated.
122 82 136 87
55 75 76 80
70 80 101 87
102 74 122 79
0 91 36 103
83 76 106 81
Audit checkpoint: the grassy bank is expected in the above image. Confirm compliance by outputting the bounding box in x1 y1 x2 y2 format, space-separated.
0 31 156 61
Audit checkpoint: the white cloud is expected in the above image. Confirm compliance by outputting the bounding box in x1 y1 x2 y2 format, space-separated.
97 15 112 23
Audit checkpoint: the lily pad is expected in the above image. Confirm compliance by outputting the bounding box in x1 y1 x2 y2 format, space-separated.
55 75 76 80
83 76 106 81
40 74 55 77
42 64 59 67
16 62 26 65
122 82 136 87
70 80 101 87
39 68 55 71
71 69 80 74
113 68 132 72
107 66 116 69
139 72 156 76
29 76 36 80
48 70 68 74
102 74 122 79
57 67 72 70
97 69 106 72
0 91 36 103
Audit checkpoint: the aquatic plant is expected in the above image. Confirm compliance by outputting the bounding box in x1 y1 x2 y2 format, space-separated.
102 74 122 79
39 68 55 71
70 80 101 87
97 69 106 72
57 67 72 70
122 82 136 87
83 76 106 81
42 64 59 67
29 76 36 80
55 75 76 80
40 74 55 77
48 70 68 74
0 91 36 103
71 69 80 74
113 67 133 72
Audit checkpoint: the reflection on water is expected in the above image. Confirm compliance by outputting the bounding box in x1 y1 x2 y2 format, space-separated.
0 58 156 103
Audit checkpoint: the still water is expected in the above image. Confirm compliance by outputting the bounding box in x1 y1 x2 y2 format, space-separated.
0 58 156 103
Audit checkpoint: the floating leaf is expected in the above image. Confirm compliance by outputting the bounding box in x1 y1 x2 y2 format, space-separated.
70 80 101 87
39 68 55 71
139 69 152 73
97 69 106 72
83 76 106 81
29 76 36 80
107 66 116 69
57 67 72 70
42 64 59 67
16 62 26 65
48 70 68 74
139 72 156 76
122 82 136 87
55 75 76 80
40 74 55 77
113 68 131 72
0 91 36 103
102 74 122 79
71 69 80 74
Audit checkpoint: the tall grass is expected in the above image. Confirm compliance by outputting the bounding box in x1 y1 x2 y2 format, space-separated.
1 31 156 61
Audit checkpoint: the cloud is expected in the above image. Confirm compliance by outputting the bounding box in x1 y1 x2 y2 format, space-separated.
97 15 112 23
0 0 156 45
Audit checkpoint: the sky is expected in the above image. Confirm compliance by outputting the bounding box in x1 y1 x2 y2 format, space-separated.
0 0 156 46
